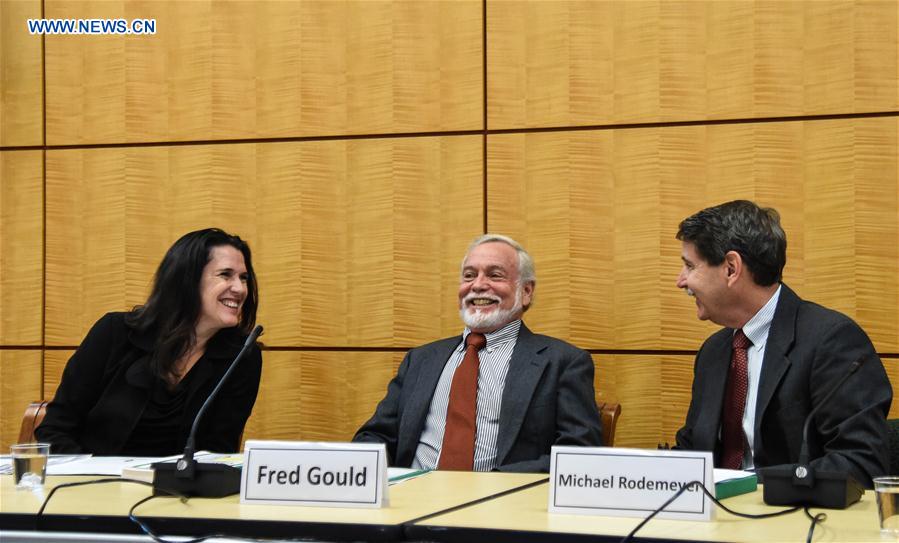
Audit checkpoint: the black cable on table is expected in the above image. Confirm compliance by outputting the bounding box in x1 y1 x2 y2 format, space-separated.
620 480 803 543
34 477 325 543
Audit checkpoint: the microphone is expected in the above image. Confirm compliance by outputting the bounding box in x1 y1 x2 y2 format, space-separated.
758 357 866 509
152 325 263 498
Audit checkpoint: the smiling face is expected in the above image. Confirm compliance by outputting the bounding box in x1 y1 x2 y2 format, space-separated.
675 241 732 325
195 245 249 342
458 241 533 333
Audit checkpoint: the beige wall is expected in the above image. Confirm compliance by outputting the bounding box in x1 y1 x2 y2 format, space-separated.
1 0 897 450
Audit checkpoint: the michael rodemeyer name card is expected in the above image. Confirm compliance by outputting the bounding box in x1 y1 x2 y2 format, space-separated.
549 446 715 521
240 441 388 508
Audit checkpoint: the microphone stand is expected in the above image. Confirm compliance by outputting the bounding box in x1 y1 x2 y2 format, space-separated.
758 358 866 509
152 325 263 498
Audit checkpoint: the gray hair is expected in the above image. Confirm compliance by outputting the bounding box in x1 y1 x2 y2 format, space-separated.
463 233 537 287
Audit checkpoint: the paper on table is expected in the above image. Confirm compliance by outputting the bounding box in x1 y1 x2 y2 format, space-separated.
122 458 426 484
714 468 754 483
6 452 429 483
121 452 242 482
0 454 92 475
35 451 239 477
49 455 182 475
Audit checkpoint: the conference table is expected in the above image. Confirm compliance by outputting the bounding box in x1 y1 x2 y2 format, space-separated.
0 472 886 542
1 471 545 541
407 478 887 542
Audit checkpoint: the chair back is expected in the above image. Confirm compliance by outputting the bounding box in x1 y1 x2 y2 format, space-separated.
597 401 622 446
18 401 49 443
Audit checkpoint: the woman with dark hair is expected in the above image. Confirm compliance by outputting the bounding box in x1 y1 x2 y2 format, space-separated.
36 228 263 455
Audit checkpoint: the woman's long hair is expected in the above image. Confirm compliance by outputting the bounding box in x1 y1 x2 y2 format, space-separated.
125 228 258 378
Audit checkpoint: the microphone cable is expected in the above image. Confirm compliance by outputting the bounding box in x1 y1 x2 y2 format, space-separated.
33 477 325 543
32 476 830 543
803 507 828 543
619 480 809 543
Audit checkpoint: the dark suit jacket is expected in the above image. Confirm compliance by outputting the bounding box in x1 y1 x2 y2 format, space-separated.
676 284 891 487
353 323 603 472
36 312 262 455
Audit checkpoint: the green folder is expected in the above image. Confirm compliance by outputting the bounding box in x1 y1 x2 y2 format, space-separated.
715 472 758 499
388 468 430 484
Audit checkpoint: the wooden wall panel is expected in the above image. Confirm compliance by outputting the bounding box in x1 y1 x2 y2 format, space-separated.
803 118 899 351
45 136 483 346
594 354 694 449
32 351 899 453
596 355 899 450
43 0 482 145
0 151 43 345
887 360 899 420
42 349 68 402
0 0 43 146
487 1 898 129
6 0 897 457
43 349 404 447
488 117 899 352
0 351 42 449
242 351 403 445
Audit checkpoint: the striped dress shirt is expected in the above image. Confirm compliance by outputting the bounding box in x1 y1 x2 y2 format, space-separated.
412 320 521 471
740 284 781 469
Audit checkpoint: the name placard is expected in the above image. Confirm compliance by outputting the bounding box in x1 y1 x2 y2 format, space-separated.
240 441 388 508
549 446 714 521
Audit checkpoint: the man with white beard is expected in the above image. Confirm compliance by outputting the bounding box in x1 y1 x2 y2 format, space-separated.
354 234 602 472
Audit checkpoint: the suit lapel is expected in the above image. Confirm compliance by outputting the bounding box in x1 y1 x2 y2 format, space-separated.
695 333 733 452
496 324 549 464
397 337 461 464
753 284 798 441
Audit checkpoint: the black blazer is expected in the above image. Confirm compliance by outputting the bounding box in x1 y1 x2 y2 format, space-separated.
36 312 262 455
353 323 603 472
676 284 891 487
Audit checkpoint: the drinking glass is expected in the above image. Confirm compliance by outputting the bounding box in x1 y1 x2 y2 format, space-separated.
10 443 50 489
874 476 899 536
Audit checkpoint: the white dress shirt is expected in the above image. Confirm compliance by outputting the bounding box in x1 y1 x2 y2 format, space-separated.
740 284 782 469
412 320 521 471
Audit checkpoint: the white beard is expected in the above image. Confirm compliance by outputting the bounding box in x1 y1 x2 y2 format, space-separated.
459 287 523 331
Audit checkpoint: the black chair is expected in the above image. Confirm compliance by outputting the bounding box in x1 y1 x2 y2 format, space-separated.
888 418 899 476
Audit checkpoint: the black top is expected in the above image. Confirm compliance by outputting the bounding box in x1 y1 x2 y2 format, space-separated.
36 312 263 456
121 370 196 456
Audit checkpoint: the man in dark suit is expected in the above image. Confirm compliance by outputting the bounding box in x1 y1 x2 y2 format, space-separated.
354 234 602 472
674 200 891 487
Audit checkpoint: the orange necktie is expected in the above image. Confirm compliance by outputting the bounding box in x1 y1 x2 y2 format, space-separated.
438 332 486 470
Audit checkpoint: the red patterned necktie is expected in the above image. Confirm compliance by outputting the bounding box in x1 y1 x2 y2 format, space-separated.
720 329 751 469
438 332 486 471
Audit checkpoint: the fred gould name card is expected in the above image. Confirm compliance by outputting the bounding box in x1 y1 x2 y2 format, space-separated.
240 441 388 508
550 446 715 521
